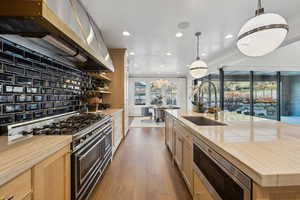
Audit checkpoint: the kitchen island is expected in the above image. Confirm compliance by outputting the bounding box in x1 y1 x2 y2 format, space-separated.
165 110 300 200
0 136 72 200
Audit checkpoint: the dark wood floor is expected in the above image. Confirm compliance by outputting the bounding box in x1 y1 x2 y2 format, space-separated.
89 127 192 200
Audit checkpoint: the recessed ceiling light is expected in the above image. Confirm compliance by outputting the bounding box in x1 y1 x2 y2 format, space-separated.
177 22 190 30
133 63 138 67
225 34 233 39
123 31 130 36
201 53 207 56
166 52 172 56
160 65 165 67
176 32 183 38
129 52 135 56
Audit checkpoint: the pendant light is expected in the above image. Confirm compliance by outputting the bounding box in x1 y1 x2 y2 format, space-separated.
189 32 208 78
237 0 289 57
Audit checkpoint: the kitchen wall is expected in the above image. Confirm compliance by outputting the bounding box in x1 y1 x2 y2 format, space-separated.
0 37 86 127
128 77 187 116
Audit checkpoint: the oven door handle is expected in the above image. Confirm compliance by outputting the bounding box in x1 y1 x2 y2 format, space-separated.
78 137 105 160
75 130 105 154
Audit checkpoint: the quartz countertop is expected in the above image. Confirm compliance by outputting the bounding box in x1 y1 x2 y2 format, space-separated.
0 135 72 186
166 110 300 187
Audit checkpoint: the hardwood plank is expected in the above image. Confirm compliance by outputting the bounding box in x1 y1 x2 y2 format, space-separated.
90 127 192 200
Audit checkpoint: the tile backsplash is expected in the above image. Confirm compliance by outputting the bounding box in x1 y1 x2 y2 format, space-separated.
0 37 89 126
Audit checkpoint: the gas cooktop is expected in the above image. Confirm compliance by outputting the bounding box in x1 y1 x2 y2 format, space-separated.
20 113 107 136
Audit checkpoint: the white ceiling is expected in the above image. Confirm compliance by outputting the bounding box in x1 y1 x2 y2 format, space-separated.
80 0 300 76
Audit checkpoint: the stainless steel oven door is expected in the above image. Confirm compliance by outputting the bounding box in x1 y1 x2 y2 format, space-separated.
74 134 105 197
193 136 252 200
104 127 112 153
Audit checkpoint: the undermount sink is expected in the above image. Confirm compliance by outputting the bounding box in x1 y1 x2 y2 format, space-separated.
183 116 227 126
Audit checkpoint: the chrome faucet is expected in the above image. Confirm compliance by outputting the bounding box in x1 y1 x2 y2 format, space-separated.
191 80 219 120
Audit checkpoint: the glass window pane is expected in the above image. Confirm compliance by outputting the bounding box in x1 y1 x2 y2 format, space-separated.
253 72 277 120
134 82 146 105
150 81 162 105
224 71 250 115
166 83 177 105
150 80 177 106
281 72 300 124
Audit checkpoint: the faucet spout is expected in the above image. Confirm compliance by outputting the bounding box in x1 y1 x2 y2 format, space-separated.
192 79 219 117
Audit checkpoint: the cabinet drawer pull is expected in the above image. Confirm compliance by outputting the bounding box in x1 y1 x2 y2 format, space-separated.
0 195 14 200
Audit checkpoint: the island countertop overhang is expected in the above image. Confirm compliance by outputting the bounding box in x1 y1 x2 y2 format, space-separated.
166 110 300 187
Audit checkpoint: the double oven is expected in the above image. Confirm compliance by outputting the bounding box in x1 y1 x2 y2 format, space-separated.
72 118 112 200
193 136 252 200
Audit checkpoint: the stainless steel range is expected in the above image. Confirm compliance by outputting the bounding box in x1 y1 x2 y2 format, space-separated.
3 112 113 200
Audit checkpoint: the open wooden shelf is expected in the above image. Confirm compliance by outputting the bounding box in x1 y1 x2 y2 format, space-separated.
99 91 112 94
88 73 111 81
87 90 112 95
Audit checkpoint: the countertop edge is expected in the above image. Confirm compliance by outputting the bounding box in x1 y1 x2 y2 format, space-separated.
166 110 282 187
0 136 72 186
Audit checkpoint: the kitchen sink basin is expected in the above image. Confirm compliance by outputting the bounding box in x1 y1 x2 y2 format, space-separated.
183 116 227 126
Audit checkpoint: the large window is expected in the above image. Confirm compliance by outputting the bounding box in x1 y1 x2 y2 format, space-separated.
166 84 177 105
281 72 300 124
150 81 162 105
134 81 146 105
194 70 300 125
224 71 251 115
253 72 277 120
150 80 177 106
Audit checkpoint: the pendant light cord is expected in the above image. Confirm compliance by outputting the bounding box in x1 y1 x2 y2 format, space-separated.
257 0 262 10
256 0 264 15
195 32 201 60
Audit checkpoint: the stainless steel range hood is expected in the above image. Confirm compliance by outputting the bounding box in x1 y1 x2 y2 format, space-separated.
0 0 114 72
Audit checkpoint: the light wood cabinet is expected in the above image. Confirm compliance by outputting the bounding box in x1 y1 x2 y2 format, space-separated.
252 183 300 200
104 49 129 137
182 135 193 193
0 170 32 200
193 171 214 200
0 145 70 200
166 116 196 196
174 120 193 194
32 145 70 200
112 111 123 155
174 129 183 169
165 114 174 154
